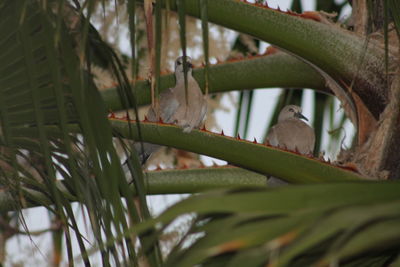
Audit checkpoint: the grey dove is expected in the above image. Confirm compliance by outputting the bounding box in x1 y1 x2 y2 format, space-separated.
136 56 207 164
265 105 315 186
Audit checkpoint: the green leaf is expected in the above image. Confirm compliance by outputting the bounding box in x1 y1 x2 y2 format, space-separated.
0 166 266 212
145 0 390 118
135 182 400 266
101 52 327 111
109 119 364 183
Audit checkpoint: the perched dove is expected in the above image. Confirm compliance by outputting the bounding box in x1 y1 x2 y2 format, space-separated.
147 56 207 132
265 105 315 186
136 56 207 163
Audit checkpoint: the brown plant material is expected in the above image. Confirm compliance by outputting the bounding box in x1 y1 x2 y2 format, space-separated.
351 92 377 145
354 66 400 179
324 77 358 126
264 46 279 55
175 150 203 169
211 240 246 254
336 149 354 165
351 0 369 35
267 230 299 250
144 0 156 109
299 11 323 22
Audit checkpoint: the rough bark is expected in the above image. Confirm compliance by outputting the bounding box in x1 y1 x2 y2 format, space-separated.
352 0 369 35
354 65 400 179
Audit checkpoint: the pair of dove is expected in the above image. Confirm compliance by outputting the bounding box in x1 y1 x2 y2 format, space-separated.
137 56 315 185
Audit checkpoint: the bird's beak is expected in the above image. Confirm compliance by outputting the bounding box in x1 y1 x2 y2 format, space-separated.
295 112 308 121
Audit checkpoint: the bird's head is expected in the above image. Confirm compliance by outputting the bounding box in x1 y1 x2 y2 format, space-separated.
278 105 309 122
174 56 193 77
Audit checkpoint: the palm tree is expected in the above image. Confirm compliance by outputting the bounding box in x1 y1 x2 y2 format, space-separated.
0 0 399 266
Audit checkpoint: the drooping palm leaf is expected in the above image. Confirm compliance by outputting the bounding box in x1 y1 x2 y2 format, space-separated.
0 1 158 265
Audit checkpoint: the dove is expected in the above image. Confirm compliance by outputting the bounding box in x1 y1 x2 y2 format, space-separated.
265 105 315 186
136 56 207 164
147 56 207 132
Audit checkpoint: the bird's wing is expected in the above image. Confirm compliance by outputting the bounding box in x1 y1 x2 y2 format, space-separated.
266 119 315 154
192 96 208 129
146 88 179 123
302 122 316 153
172 78 206 132
266 126 279 147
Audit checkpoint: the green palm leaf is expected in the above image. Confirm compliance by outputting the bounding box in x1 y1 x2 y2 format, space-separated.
136 182 400 267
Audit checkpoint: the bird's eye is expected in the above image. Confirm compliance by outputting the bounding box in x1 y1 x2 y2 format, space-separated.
177 61 182 65
289 108 294 112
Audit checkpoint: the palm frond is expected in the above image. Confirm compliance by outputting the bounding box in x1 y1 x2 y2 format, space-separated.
0 1 156 264
137 183 400 267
